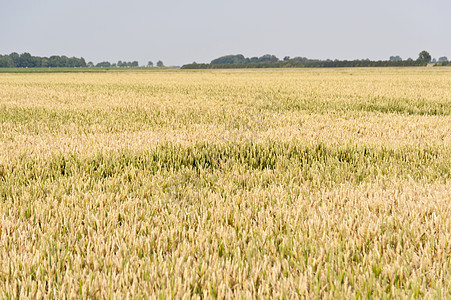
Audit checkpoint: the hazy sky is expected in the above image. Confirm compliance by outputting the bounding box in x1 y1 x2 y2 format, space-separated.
1 0 450 66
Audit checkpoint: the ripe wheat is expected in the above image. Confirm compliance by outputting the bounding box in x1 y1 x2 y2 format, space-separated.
0 68 450 298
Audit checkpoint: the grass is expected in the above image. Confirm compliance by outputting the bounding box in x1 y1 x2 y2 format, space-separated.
0 68 450 298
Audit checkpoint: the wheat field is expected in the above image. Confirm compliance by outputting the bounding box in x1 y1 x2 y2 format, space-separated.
0 68 450 298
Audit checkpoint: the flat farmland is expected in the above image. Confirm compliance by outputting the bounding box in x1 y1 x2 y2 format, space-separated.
0 68 450 298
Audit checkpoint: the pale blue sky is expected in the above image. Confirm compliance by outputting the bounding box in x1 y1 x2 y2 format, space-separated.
1 0 450 66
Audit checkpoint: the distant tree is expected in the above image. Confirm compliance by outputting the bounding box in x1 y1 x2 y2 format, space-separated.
131 61 139 67
283 56 290 61
95 61 111 67
0 55 14 67
147 61 154 67
249 57 259 63
40 57 49 67
431 58 437 63
79 57 87 67
389 56 402 62
291 56 308 63
87 61 94 67
60 56 70 67
211 55 246 64
48 56 59 67
438 56 448 62
417 50 431 64
9 52 20 66
18 52 35 67
257 54 279 63
156 60 164 67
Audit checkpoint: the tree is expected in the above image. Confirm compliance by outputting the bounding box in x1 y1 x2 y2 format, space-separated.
438 56 448 62
18 52 35 67
283 56 290 61
147 61 154 67
417 50 431 64
0 55 14 67
78 57 87 68
291 56 308 63
389 56 402 62
257 54 279 63
211 55 246 64
95 61 111 67
9 52 20 66
249 57 259 63
156 60 164 67
40 57 49 67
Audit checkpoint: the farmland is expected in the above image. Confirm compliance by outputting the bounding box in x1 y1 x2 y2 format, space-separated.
0 68 450 298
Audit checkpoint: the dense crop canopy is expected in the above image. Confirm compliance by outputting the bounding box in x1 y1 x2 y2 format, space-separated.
0 68 450 298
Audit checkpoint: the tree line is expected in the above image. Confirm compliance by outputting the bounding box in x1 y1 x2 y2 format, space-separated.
182 51 449 69
1 51 447 69
0 53 87 68
0 52 165 68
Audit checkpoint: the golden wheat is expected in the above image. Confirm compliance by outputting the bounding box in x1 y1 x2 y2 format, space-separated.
0 68 450 298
